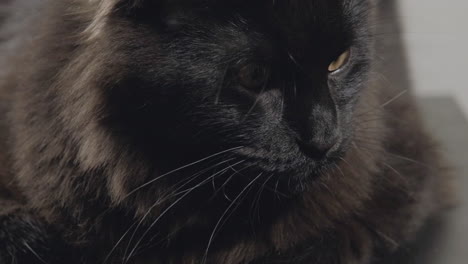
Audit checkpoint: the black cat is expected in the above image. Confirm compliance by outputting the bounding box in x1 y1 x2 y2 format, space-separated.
0 0 451 263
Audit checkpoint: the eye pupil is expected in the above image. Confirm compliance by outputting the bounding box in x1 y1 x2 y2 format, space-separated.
328 49 350 72
239 64 268 89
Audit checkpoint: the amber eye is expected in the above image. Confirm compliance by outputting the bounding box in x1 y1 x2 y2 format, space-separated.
328 49 351 73
238 63 268 90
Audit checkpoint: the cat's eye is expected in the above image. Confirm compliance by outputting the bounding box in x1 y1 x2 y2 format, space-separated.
238 63 268 90
328 49 351 73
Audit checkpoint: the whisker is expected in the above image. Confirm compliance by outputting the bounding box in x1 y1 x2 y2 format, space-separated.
24 242 49 264
104 222 138 264
143 163 252 249
202 173 263 264
338 157 360 178
124 172 222 263
124 192 192 263
106 157 237 262
211 162 253 201
123 146 243 199
352 143 433 169
122 160 238 262
242 71 271 122
252 173 274 222
214 66 229 105
274 177 280 199
380 89 408 108
352 142 407 180
353 136 385 145
111 158 239 263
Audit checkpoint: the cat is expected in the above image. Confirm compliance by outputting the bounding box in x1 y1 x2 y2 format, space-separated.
0 0 451 263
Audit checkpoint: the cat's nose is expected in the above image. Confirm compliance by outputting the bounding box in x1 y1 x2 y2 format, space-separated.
296 134 340 159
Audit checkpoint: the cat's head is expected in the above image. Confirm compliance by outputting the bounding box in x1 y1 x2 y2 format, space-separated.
94 0 372 190
11 0 375 219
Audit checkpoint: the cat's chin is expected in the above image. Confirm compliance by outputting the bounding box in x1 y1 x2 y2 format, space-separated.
279 159 341 194
228 149 343 196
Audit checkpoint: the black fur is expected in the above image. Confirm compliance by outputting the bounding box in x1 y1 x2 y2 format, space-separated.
0 0 451 263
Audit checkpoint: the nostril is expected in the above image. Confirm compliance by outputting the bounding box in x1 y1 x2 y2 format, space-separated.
296 137 339 159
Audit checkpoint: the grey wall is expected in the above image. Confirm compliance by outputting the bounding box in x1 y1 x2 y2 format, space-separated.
398 0 468 115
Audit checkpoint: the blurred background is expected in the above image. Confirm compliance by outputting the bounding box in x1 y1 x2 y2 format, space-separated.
389 1 468 263
398 0 468 114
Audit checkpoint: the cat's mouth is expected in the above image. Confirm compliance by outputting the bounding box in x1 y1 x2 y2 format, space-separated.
230 143 345 193
295 136 343 161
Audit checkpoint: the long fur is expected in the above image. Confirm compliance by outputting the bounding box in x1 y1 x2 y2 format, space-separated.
0 0 451 263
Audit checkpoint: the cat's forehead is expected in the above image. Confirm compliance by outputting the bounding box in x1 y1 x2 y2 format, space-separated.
217 0 367 48
152 0 369 59
164 0 365 20
163 0 367 34
200 0 362 34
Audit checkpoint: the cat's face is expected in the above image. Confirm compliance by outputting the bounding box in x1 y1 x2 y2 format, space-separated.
92 0 372 199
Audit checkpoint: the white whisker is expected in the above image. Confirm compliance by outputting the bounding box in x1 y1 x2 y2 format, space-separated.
202 173 263 264
124 146 243 198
